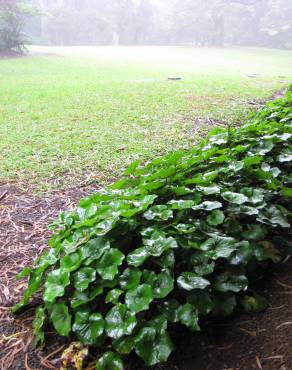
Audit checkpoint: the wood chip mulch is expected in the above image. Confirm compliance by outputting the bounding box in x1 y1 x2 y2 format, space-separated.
0 182 100 370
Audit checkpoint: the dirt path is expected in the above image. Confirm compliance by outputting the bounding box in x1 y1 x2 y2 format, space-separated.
0 183 291 370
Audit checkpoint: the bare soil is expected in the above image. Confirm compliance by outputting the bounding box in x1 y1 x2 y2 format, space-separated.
0 183 291 370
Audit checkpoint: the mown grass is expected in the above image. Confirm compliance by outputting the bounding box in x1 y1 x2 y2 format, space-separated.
0 46 291 191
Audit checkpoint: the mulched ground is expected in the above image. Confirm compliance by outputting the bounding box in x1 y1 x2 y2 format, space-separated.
0 182 291 370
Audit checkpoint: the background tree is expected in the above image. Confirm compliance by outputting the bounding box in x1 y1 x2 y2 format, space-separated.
0 0 26 53
24 0 292 49
0 0 38 53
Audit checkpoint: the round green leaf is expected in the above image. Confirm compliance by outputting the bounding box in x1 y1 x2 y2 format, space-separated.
280 187 292 198
105 304 137 339
229 241 253 265
127 247 149 267
144 205 173 221
200 236 236 259
96 249 125 280
177 272 210 291
120 267 142 290
168 200 194 210
44 269 70 303
105 289 123 304
134 328 173 366
141 270 157 285
125 284 153 313
222 191 249 205
198 186 220 194
242 225 267 241
241 188 264 204
143 235 177 257
174 224 196 234
79 238 110 265
190 252 215 276
113 336 135 355
74 267 96 291
207 210 225 226
73 311 104 345
60 251 82 272
162 299 180 323
95 351 123 370
178 303 200 332
50 302 71 337
187 290 214 315
192 201 222 211
153 270 174 299
213 272 248 293
71 286 103 309
156 249 175 268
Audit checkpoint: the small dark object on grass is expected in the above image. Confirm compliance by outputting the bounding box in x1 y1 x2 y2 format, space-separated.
168 77 182 80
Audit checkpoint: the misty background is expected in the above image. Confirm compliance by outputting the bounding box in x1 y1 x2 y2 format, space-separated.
24 0 292 49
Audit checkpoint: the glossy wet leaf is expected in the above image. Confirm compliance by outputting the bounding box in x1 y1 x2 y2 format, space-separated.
207 210 225 226
213 273 248 293
174 223 196 234
95 352 124 370
168 200 194 210
192 201 222 211
187 290 214 315
105 304 137 339
201 236 236 259
120 267 142 291
221 191 249 204
127 247 149 267
143 232 178 257
44 269 70 303
177 273 210 291
105 289 123 304
156 249 175 268
79 238 110 265
96 249 125 280
153 270 174 299
60 251 82 272
73 311 104 344
190 252 215 276
113 336 135 355
50 302 71 337
144 205 173 221
178 303 200 331
125 284 153 313
134 328 173 366
74 268 96 291
71 286 103 308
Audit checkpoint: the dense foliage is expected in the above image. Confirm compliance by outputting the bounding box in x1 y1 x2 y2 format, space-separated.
0 0 36 53
26 0 292 49
14 91 292 368
0 0 24 53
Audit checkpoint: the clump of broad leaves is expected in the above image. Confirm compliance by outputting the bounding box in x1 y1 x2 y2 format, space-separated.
14 90 292 369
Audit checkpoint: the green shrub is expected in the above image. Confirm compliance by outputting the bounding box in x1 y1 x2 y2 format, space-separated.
14 90 292 368
0 1 37 54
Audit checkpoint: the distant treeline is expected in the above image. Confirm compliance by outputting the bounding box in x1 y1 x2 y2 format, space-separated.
23 0 292 49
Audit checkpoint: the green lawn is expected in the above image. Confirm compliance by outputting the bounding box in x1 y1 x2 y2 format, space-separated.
0 46 291 191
